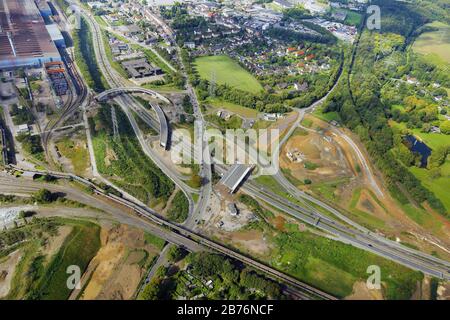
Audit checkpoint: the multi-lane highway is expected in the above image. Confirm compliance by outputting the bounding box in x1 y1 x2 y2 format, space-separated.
78 7 197 217
21 0 448 300
108 6 450 280
3 166 334 300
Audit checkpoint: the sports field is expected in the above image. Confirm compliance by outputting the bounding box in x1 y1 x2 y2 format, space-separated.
194 55 263 94
412 21 450 65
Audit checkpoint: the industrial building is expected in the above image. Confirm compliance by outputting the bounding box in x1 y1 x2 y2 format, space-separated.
45 61 68 96
0 0 61 70
45 24 66 48
35 0 52 18
121 58 163 79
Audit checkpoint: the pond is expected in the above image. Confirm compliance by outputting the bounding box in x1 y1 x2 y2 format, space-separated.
404 135 432 168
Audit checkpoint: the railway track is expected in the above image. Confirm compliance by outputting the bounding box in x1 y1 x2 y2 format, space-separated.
41 49 88 165
8 164 335 300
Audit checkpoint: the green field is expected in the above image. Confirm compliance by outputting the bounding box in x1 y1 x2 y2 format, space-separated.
390 121 450 150
410 161 450 212
331 8 362 26
412 21 450 65
206 97 258 118
33 219 101 300
194 55 263 94
313 105 341 123
4 218 101 300
390 121 450 213
272 226 423 299
56 136 90 176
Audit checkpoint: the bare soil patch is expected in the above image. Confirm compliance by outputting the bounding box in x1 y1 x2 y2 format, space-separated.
345 281 384 300
0 250 22 298
77 224 160 300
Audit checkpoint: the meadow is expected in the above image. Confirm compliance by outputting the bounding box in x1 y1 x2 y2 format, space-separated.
412 21 450 65
194 55 263 94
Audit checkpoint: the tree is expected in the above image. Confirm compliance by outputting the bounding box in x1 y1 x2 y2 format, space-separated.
440 121 450 135
167 246 183 262
33 189 54 203
190 174 202 188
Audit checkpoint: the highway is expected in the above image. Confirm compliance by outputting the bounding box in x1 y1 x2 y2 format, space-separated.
95 87 170 149
78 7 197 217
0 171 203 252
31 0 449 298
3 166 335 300
128 8 450 280
148 8 214 229
241 178 450 279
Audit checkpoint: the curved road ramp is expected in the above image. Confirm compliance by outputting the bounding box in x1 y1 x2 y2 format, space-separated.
95 87 170 150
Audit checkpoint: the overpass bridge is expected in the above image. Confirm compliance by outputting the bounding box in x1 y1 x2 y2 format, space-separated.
95 87 170 150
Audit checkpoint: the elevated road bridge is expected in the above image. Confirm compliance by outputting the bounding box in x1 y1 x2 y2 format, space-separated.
95 87 170 150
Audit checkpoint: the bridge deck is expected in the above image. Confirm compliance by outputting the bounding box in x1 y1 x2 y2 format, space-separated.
95 87 170 150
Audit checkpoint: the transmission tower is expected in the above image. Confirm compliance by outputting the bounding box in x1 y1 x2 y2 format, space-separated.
209 70 216 98
111 106 119 141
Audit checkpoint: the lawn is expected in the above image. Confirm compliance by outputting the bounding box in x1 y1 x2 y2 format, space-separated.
312 105 341 123
412 21 450 65
344 10 362 26
205 113 243 131
194 55 263 94
410 162 450 213
144 232 166 251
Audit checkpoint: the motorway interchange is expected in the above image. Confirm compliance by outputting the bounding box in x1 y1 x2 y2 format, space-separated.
10 0 449 300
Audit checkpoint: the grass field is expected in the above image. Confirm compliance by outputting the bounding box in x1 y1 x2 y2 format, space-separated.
194 55 263 94
410 162 450 212
390 121 450 213
412 21 450 65
205 113 243 131
271 226 423 299
144 232 166 251
206 97 258 118
313 105 341 123
5 218 101 300
331 8 362 26
34 219 101 300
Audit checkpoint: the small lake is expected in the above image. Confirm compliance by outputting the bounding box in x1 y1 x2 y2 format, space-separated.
404 135 432 168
